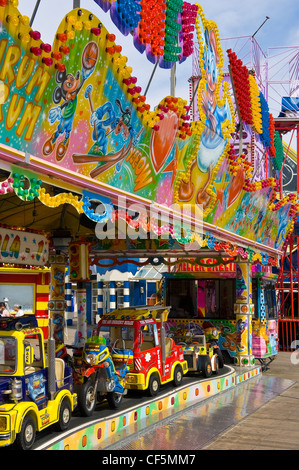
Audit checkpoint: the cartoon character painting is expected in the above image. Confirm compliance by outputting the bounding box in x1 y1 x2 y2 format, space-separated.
236 317 247 352
72 87 141 179
176 14 233 212
236 264 247 301
53 312 64 344
196 22 232 169
27 373 46 403
86 92 136 153
51 267 65 299
42 41 99 161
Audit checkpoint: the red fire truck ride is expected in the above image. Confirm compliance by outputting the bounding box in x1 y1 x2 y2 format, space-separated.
97 306 188 396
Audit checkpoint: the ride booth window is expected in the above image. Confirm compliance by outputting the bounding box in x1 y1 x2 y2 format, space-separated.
167 279 235 319
197 279 235 319
252 279 277 320
0 284 34 313
167 279 197 318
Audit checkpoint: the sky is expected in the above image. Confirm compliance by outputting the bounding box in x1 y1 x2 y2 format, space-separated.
15 0 299 116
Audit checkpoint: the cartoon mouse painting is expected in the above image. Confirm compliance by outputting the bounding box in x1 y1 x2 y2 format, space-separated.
42 41 99 162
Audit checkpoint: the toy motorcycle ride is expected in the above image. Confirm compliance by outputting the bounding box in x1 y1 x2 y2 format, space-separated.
73 335 129 417
55 342 73 366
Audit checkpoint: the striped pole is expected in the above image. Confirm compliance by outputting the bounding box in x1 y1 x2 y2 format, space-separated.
35 271 51 339
65 274 73 326
97 277 104 321
109 281 116 311
123 280 130 307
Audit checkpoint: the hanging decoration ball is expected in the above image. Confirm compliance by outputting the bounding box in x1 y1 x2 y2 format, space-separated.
29 30 41 41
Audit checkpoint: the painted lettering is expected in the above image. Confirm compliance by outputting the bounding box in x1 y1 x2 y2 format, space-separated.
16 102 42 141
0 82 9 122
16 55 35 90
177 258 236 273
126 149 153 191
0 44 21 85
6 93 25 130
9 235 20 259
0 39 8 68
25 66 51 103
134 158 153 191
36 240 44 261
1 234 9 257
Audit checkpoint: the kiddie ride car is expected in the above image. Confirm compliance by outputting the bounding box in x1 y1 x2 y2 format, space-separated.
172 322 224 378
97 306 188 396
72 335 129 417
0 316 77 450
202 320 224 368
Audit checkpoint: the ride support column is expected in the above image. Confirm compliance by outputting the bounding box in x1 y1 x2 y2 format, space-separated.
68 241 91 347
77 282 87 347
65 273 73 325
48 253 66 345
234 258 255 367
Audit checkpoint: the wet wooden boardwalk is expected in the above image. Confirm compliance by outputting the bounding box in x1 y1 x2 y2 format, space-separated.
203 352 299 450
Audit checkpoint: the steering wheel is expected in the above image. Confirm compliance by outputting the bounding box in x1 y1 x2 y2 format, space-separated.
111 338 125 353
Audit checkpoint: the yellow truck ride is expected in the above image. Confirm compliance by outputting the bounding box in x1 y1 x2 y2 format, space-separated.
0 315 77 449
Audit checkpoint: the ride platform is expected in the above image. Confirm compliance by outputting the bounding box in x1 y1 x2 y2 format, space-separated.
32 363 261 450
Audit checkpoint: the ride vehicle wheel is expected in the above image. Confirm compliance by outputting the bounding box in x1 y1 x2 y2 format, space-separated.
148 373 160 396
55 399 71 431
107 391 123 409
213 356 219 375
173 365 183 386
216 349 224 368
16 415 36 450
202 356 213 378
77 379 96 417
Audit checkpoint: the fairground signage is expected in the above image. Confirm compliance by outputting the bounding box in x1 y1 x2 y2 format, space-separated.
0 227 49 267
176 258 236 273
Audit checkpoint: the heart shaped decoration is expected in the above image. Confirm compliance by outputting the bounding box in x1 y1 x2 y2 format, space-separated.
150 111 179 174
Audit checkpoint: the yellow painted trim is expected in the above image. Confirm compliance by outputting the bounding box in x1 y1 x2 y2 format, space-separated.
0 267 50 274
283 141 296 162
0 143 26 160
36 285 50 294
37 319 49 328
126 372 146 387
36 301 49 310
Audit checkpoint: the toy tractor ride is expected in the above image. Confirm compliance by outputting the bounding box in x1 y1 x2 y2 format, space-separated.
172 322 224 378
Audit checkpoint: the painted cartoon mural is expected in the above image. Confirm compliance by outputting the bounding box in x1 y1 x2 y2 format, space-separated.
0 3 297 255
42 42 99 161
175 7 234 214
